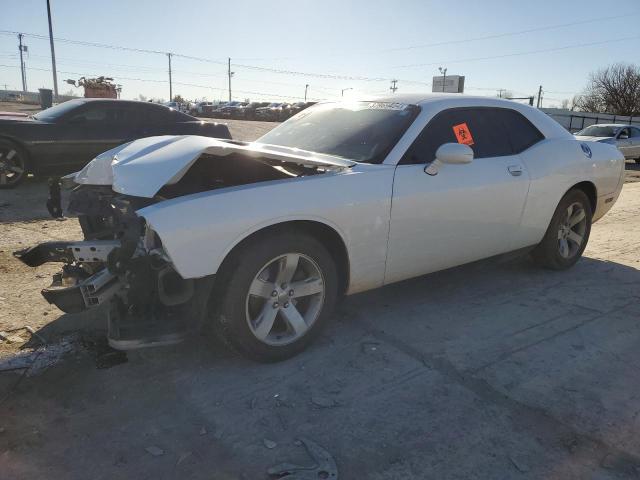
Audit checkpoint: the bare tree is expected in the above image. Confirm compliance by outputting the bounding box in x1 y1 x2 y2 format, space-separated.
576 63 640 115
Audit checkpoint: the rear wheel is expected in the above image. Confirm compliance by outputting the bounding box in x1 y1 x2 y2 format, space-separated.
213 230 338 362
532 189 592 270
0 139 27 188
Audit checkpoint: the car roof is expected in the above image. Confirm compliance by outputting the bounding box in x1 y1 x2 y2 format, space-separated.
347 92 531 108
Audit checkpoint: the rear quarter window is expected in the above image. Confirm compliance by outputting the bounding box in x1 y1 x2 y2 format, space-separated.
496 109 545 153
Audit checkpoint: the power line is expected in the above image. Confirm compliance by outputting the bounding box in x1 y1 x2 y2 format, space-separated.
383 13 639 53
393 35 640 69
224 13 639 60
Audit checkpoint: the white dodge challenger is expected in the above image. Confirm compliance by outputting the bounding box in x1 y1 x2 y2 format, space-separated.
16 94 625 362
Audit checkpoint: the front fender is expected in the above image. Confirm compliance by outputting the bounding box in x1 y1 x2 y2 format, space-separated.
137 164 395 294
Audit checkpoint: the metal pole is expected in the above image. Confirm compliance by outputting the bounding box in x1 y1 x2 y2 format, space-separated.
46 0 59 99
18 34 27 92
536 85 543 108
442 69 447 92
228 57 232 102
304 84 309 102
167 53 173 100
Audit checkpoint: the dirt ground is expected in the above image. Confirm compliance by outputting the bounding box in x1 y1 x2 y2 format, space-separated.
1 115 640 479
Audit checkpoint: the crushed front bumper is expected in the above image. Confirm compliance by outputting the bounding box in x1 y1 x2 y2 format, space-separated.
14 240 122 313
14 238 213 350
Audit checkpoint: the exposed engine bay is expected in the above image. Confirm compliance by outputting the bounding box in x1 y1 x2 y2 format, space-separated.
14 150 330 349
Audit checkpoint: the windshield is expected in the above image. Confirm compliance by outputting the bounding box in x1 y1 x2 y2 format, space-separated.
257 101 420 163
576 125 619 137
33 99 84 121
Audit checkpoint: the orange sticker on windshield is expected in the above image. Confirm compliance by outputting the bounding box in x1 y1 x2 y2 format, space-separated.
453 123 474 146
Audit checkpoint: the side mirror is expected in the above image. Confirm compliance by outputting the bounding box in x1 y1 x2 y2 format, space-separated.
424 143 473 175
436 143 474 164
618 133 629 140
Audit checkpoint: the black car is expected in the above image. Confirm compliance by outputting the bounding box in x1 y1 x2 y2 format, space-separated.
0 98 231 188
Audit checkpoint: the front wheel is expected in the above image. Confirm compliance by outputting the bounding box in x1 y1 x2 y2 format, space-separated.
212 230 338 362
532 189 592 270
0 139 27 188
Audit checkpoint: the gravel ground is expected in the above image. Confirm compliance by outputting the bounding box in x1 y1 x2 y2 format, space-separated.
1 114 640 479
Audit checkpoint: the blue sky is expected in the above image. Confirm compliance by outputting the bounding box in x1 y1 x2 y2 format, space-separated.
1 0 638 106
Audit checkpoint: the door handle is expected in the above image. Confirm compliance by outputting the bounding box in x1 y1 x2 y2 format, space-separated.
507 165 523 176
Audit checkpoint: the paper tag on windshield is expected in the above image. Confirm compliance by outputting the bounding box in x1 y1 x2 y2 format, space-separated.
366 102 409 110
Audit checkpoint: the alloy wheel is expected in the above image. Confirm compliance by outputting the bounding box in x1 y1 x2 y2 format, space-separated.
557 202 587 259
0 146 25 187
245 253 325 346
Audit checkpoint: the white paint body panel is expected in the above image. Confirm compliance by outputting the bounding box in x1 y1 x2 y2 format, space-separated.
76 94 625 295
139 164 394 293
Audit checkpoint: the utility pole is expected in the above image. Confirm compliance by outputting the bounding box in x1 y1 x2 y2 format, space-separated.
438 67 447 92
498 88 506 98
341 87 353 97
304 84 309 102
390 79 398 93
536 85 543 108
46 0 59 99
167 53 173 100
18 33 27 92
227 57 234 102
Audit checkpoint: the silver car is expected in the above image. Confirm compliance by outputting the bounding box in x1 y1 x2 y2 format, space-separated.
575 124 640 163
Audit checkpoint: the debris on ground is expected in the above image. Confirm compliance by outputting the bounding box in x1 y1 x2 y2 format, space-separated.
311 394 337 409
145 446 165 457
267 437 338 479
81 336 128 369
264 439 277 449
199 426 207 436
176 451 192 465
509 455 529 473
0 333 79 376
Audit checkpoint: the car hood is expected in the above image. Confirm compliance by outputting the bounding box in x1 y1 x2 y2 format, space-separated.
0 114 39 123
574 135 613 142
72 135 355 198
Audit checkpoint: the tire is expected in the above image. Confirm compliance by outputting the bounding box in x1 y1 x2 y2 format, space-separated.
532 189 592 270
212 230 338 362
0 139 28 188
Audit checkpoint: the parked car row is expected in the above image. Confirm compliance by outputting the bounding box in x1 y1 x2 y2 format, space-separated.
193 101 316 121
0 98 231 188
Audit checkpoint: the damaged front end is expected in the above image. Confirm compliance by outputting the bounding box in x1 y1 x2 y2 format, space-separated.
14 135 353 350
15 185 213 349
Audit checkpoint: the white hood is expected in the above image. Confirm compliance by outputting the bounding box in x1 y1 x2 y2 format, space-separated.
73 135 355 198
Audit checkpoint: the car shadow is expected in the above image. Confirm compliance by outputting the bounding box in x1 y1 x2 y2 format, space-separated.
20 252 640 371
3 253 640 480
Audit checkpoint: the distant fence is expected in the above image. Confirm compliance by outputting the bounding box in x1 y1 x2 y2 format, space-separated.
0 89 78 105
542 108 640 133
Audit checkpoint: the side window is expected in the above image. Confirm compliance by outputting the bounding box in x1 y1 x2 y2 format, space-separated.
495 109 544 153
141 105 172 124
630 127 640 138
68 104 109 123
618 128 630 139
401 108 512 164
67 104 139 124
